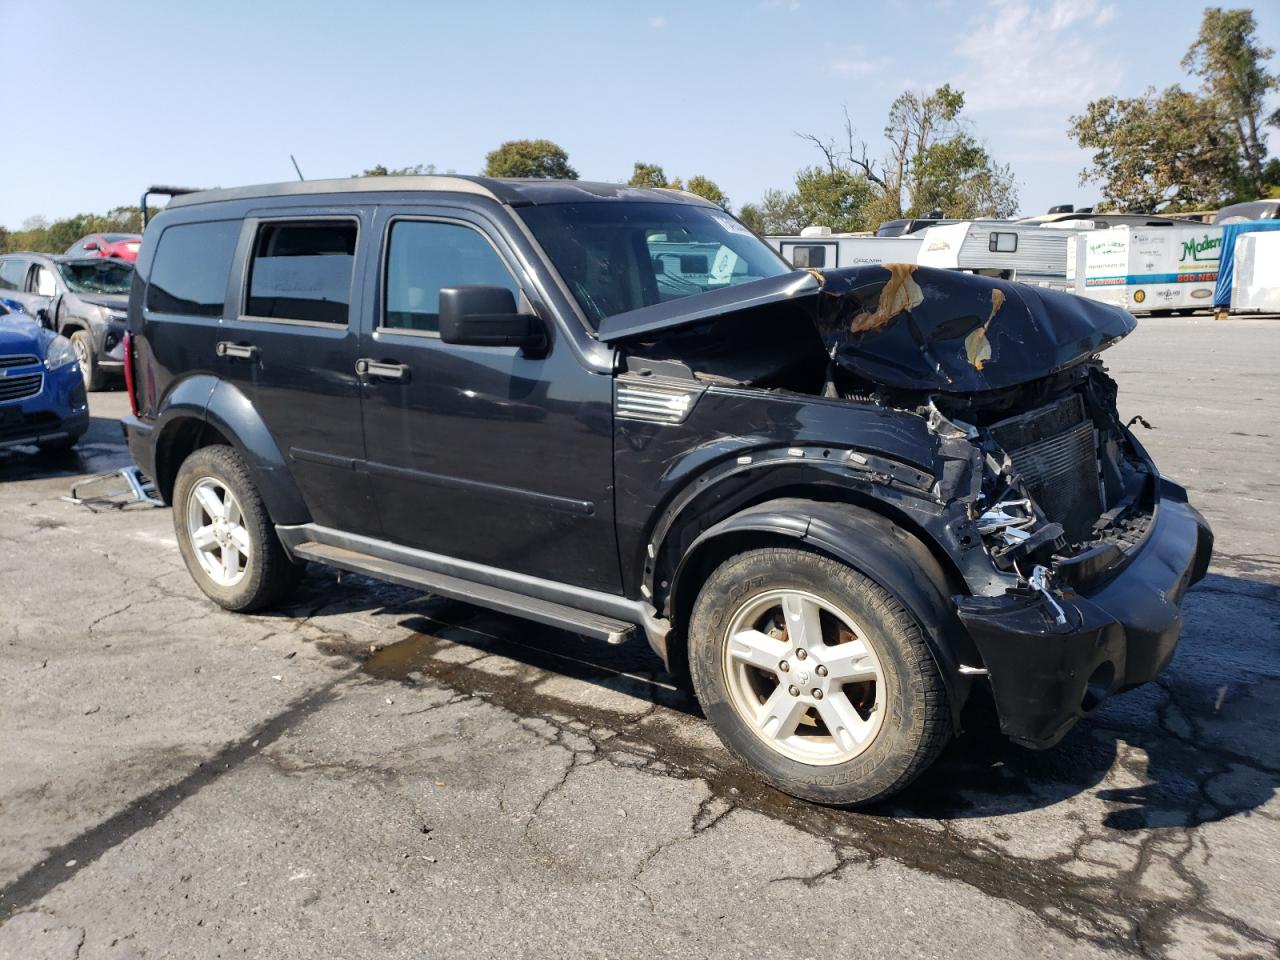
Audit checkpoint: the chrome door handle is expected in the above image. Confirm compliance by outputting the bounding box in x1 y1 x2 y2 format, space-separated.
216 341 258 360
356 358 411 381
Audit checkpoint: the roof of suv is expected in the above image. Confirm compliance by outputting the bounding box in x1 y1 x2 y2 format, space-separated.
163 176 719 211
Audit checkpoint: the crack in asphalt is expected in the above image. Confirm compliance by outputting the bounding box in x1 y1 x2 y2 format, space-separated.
329 611 1280 959
5 529 1276 957
0 674 352 920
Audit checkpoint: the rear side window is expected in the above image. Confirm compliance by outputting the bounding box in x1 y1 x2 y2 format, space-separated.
382 220 519 333
147 221 239 317
0 259 25 291
247 221 357 325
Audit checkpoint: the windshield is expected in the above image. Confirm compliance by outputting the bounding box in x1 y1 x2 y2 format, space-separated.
57 259 133 294
518 202 791 327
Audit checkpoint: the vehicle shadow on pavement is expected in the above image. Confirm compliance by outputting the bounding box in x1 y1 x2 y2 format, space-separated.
305 566 1279 831
0 414 132 482
880 571 1280 827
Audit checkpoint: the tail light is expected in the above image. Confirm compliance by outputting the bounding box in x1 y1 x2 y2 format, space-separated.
123 331 139 417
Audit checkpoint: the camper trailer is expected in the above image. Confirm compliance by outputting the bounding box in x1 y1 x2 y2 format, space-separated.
914 221 1072 289
766 227 922 270
1067 224 1223 313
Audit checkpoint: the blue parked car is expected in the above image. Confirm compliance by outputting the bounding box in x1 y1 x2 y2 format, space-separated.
0 298 89 453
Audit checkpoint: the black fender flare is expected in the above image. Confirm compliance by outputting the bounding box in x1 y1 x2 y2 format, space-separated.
152 375 309 524
672 497 974 726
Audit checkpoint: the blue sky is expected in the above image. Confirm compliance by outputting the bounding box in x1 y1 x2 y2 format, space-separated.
2 0 1276 229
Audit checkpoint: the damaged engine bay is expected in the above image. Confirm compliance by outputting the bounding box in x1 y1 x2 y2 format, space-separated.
615 264 1153 600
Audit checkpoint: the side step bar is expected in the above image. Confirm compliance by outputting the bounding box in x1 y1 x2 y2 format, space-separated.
291 541 636 645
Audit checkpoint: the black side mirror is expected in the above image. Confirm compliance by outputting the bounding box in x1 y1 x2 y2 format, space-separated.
35 308 52 329
438 286 543 351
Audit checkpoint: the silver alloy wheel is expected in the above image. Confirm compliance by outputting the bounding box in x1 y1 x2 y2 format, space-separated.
72 336 91 383
186 477 250 587
722 589 886 765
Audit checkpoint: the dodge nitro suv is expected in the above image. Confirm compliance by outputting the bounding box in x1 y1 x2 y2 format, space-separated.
122 177 1212 807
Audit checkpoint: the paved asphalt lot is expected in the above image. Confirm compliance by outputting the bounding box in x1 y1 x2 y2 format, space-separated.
1 316 1277 959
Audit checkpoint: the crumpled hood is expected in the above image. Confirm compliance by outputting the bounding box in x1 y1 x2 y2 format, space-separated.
598 264 1136 393
0 312 45 356
813 265 1135 392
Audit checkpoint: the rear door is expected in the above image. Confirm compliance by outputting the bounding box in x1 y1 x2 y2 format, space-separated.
216 208 379 535
356 204 620 592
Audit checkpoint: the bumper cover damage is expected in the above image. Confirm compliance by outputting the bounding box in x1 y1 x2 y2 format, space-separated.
957 484 1213 748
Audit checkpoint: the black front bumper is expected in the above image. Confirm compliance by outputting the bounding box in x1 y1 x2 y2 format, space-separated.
956 479 1213 749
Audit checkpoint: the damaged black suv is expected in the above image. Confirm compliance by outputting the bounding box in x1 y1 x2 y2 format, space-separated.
123 177 1212 806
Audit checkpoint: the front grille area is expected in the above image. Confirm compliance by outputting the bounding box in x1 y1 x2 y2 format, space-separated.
0 373 44 404
0 354 39 369
988 393 1102 542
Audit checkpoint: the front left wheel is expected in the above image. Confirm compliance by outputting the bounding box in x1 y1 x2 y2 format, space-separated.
173 444 301 611
687 546 951 807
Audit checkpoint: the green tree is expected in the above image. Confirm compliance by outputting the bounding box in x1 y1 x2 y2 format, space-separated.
1070 86 1239 211
483 139 577 179
792 167 873 232
628 162 668 187
683 175 729 209
1182 7 1278 197
798 86 1018 223
736 203 765 234
738 189 807 234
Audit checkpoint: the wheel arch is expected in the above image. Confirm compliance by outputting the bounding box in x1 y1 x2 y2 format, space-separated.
665 497 975 726
150 377 309 525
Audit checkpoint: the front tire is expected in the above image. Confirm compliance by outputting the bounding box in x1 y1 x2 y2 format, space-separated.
173 445 301 611
70 330 104 391
688 547 950 807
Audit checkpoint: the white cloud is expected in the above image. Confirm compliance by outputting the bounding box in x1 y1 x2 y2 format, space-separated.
649 15 666 29
954 0 1122 114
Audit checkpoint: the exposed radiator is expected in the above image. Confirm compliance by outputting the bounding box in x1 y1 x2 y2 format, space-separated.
987 393 1102 542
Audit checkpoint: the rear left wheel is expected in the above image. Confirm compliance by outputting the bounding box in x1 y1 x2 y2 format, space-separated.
173 445 301 611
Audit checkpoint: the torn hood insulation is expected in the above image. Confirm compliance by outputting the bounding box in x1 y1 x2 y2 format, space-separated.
597 265 1137 393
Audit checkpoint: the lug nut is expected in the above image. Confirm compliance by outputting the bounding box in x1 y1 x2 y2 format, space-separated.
788 685 800 697
796 648 808 660
815 664 828 677
812 689 823 699
779 660 790 672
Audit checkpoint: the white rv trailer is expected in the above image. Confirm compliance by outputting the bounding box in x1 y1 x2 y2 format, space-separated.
1066 224 1223 313
766 226 922 270
1228 232 1280 314
914 221 1072 289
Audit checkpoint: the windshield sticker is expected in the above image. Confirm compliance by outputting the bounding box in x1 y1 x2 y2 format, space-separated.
712 213 753 237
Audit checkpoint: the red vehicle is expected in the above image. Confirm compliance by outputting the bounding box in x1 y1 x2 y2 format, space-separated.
64 233 143 263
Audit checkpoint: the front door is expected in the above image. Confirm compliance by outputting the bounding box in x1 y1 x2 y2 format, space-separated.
215 209 378 535
357 206 620 593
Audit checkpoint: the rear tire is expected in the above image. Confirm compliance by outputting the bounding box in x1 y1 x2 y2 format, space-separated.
688 546 950 807
173 445 301 611
70 330 104 391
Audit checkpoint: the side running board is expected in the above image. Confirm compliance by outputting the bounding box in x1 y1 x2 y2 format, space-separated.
291 541 636 645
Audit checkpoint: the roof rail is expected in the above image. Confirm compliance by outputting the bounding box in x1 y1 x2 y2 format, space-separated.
140 185 204 226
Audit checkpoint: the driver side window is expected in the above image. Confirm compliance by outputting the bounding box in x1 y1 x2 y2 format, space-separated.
382 220 521 334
